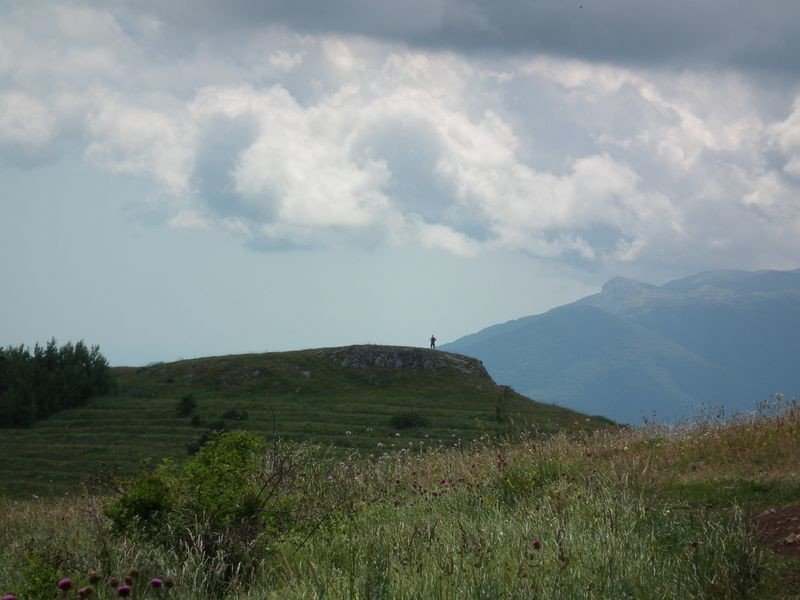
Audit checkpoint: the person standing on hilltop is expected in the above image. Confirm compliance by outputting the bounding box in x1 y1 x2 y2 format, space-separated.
430 334 437 349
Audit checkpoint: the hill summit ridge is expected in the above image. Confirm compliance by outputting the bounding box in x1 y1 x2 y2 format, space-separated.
315 344 489 376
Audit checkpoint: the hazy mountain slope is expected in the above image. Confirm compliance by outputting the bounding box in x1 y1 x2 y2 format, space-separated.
444 268 800 423
446 304 732 423
662 268 800 294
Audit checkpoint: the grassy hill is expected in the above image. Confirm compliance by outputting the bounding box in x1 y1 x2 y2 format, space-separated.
1 394 798 598
0 345 613 498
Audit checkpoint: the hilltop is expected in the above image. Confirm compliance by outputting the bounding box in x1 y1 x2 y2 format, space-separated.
0 345 612 498
444 268 800 424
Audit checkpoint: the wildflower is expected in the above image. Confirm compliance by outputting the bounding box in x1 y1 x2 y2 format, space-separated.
395 432 400 437
2 594 17 600
531 539 542 550
87 571 102 584
58 578 74 591
78 587 94 598
345 430 352 436
109 578 120 587
163 577 176 589
150 578 164 588
117 584 133 597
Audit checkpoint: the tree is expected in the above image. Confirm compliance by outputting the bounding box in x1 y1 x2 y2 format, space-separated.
0 339 113 428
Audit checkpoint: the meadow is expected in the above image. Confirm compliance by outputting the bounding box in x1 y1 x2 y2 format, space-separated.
1 394 798 599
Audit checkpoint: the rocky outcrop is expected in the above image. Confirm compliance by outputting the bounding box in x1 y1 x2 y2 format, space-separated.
314 345 488 377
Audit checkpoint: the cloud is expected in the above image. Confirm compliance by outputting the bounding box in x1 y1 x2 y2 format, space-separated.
122 0 800 73
2 1 800 272
772 97 800 178
0 92 56 148
84 89 194 196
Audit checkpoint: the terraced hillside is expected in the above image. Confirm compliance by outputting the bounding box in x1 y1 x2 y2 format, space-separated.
0 345 614 497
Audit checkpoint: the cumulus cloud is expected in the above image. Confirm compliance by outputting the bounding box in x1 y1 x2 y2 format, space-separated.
2 0 800 271
84 90 194 196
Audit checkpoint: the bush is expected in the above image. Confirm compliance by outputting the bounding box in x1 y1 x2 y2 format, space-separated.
176 394 196 418
105 431 308 587
186 420 228 455
104 471 174 536
389 411 429 429
221 408 249 421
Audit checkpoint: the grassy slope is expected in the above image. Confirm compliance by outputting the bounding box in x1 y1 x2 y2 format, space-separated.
1 399 798 598
0 346 612 498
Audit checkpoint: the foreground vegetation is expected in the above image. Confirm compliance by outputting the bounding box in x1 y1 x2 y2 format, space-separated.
1 396 798 599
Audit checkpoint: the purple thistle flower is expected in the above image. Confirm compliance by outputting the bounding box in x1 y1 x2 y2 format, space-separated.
58 578 74 591
2 594 17 600
78 587 94 598
150 578 164 588
117 584 133 597
531 538 542 550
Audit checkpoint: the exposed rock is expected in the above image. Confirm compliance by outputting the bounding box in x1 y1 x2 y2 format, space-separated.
314 345 488 377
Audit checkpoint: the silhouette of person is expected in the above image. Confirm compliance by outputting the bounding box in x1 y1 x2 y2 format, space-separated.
430 334 437 349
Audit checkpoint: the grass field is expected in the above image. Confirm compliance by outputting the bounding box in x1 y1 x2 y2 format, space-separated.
0 395 798 599
0 346 612 497
3 347 797 598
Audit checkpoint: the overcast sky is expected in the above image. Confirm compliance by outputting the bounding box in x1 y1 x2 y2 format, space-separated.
2 0 800 365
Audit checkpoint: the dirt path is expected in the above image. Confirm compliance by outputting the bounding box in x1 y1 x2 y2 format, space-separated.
754 506 800 558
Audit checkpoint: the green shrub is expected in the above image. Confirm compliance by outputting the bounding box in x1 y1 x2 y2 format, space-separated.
105 470 175 535
186 420 228 455
389 411 428 429
221 408 248 421
104 431 309 589
176 394 196 417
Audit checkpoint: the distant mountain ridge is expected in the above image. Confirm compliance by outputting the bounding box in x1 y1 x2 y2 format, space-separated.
443 268 800 424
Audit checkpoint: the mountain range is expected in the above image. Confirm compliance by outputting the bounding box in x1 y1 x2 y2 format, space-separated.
443 268 800 424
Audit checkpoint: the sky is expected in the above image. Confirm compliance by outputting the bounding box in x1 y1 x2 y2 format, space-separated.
2 0 800 366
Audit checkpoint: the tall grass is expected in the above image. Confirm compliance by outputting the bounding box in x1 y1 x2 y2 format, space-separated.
3 399 799 599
